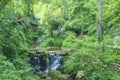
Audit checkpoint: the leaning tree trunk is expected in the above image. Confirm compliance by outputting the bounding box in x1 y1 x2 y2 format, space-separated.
98 0 104 53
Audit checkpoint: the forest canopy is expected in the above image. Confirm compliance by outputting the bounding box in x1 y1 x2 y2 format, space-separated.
0 0 120 80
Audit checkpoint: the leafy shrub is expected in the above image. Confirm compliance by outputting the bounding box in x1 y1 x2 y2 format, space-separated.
2 41 17 59
40 37 64 47
0 54 41 80
62 34 99 50
104 35 120 46
63 48 99 73
11 54 41 80
63 40 120 80
65 31 77 36
48 69 67 80
0 55 21 80
62 34 82 49
83 35 97 42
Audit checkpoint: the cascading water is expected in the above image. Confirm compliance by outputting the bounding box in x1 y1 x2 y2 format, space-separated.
51 54 61 70
34 53 40 71
33 52 61 73
45 57 49 72
45 53 61 72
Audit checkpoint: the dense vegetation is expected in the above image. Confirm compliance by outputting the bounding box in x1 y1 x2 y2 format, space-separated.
0 0 120 80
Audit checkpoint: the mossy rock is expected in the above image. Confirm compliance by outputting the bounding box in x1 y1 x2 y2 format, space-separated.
75 70 84 80
48 69 67 80
37 71 48 79
45 77 52 80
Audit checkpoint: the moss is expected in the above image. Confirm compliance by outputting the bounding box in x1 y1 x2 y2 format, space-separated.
48 69 67 80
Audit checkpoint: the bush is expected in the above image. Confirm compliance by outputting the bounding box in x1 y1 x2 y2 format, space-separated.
0 55 21 80
48 69 67 80
62 34 82 49
11 53 42 80
63 40 120 80
40 37 64 47
0 54 41 80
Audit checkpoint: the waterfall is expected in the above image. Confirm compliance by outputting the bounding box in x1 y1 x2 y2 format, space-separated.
33 52 61 72
45 53 61 72
51 54 61 70
45 57 49 72
34 53 40 71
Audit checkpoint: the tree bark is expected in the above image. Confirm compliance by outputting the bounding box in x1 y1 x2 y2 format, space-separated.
16 0 19 19
50 0 53 37
10 0 13 17
63 0 68 20
27 0 30 17
98 0 104 53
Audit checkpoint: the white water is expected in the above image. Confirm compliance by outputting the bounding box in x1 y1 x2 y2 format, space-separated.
45 53 61 72
34 54 40 71
45 57 49 72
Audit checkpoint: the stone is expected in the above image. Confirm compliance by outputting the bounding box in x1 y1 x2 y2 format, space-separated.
75 70 84 80
46 77 52 80
38 71 48 79
48 69 67 80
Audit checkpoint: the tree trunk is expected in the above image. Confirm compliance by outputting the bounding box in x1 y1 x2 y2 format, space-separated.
16 0 19 19
10 0 13 17
50 0 53 37
98 0 104 53
50 0 52 15
27 0 30 17
63 0 68 20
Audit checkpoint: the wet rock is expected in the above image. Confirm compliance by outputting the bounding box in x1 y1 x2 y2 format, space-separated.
48 69 67 80
38 71 48 79
75 70 84 80
45 77 52 80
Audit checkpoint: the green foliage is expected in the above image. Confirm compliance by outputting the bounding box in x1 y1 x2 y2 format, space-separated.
12 55 41 80
2 41 17 59
104 36 120 46
62 33 82 49
48 69 67 80
0 54 41 80
62 0 98 35
0 55 21 80
40 37 64 47
63 38 120 80
0 0 120 80
0 18 30 59
0 0 41 79
103 0 120 35
49 17 64 30
62 34 99 52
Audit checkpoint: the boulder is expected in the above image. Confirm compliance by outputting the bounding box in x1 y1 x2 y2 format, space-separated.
48 69 67 80
45 77 52 80
75 70 84 80
37 71 48 79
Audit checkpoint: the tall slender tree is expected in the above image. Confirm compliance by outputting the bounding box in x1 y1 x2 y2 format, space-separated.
27 0 30 17
10 0 13 17
98 0 104 53
63 0 68 20
16 0 19 19
50 0 53 37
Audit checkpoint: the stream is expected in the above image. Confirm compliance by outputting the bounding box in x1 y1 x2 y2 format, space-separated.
29 37 63 73
45 53 61 72
32 51 62 73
